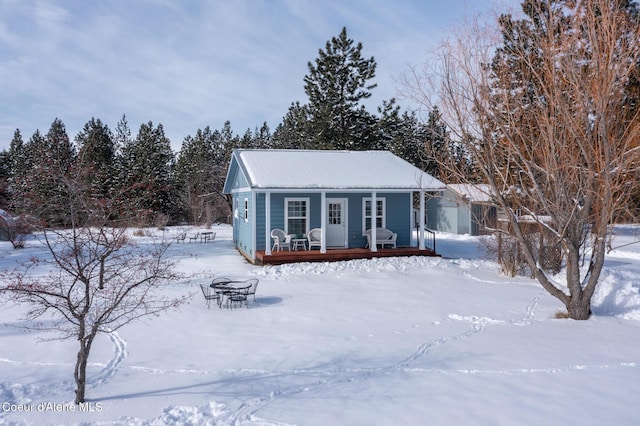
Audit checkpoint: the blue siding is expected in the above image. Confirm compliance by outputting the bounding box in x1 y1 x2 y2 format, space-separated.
255 194 265 250
223 156 250 193
345 193 367 248
233 190 254 258
383 193 412 246
236 189 416 260
257 192 318 251
325 192 412 248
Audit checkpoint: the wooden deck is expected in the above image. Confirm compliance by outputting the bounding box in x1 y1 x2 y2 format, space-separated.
255 246 439 265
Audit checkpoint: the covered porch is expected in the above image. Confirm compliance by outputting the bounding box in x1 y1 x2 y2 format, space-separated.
254 228 438 265
255 246 439 265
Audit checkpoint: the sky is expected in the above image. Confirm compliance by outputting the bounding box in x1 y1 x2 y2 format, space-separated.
0 0 520 151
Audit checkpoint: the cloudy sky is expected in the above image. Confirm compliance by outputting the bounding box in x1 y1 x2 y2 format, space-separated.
0 0 519 151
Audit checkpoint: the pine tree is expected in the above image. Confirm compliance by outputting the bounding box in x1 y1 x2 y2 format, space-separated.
75 118 116 203
19 119 77 226
119 121 177 224
303 27 378 150
45 118 76 172
385 108 425 170
175 127 218 224
272 102 313 149
0 149 10 209
7 129 26 179
252 122 272 149
5 130 27 210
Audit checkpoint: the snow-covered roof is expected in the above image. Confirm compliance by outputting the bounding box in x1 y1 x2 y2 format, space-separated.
229 149 445 191
448 184 493 203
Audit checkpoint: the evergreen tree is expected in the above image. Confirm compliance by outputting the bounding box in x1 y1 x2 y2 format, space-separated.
47 118 76 167
381 104 467 180
375 99 403 153
303 27 378 150
0 149 10 209
75 118 116 202
114 114 132 148
272 102 312 149
175 127 219 224
274 28 413 152
19 119 77 226
115 115 135 190
7 129 26 179
422 106 476 181
385 109 426 170
211 121 241 167
119 121 177 224
239 129 254 150
252 122 272 149
5 129 27 210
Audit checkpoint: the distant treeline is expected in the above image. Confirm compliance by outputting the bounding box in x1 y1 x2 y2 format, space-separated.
0 27 472 227
0 106 463 228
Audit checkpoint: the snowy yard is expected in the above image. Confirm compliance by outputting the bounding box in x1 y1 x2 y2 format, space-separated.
1 225 639 425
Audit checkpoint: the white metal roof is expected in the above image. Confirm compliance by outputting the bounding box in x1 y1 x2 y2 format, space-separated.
234 149 445 191
448 184 493 203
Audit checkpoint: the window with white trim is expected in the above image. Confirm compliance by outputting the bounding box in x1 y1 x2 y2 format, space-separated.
244 198 249 222
363 197 386 232
285 197 309 236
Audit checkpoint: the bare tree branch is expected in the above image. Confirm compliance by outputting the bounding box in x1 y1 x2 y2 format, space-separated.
402 0 640 319
0 178 187 403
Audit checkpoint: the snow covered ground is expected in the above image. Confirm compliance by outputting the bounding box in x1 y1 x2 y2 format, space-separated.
0 224 639 425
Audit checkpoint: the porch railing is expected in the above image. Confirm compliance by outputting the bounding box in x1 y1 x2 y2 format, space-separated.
424 229 436 253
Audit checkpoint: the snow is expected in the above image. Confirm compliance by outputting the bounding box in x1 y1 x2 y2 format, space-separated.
235 149 446 190
447 183 493 203
1 225 639 425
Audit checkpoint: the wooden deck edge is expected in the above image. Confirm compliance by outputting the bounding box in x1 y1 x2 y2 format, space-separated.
253 247 439 266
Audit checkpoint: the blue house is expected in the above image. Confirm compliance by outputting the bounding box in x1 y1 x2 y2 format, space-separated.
223 149 445 264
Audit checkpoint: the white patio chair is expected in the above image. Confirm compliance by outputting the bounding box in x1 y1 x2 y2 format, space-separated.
271 228 291 251
307 228 322 249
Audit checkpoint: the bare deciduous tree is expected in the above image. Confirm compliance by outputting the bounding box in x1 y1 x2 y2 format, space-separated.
0 212 36 249
403 0 640 319
0 179 187 403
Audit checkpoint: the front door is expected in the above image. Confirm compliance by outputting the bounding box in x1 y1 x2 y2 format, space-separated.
326 198 348 247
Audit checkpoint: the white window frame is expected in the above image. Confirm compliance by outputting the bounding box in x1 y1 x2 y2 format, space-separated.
284 197 310 235
244 198 249 222
362 197 386 233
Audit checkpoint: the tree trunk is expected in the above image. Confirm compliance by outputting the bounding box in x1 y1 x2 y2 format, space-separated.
567 297 592 320
563 248 593 320
74 335 95 404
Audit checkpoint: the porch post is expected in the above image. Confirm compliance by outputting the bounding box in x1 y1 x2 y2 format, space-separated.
419 190 425 250
320 191 327 253
265 191 272 255
251 191 257 256
371 191 377 252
